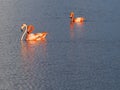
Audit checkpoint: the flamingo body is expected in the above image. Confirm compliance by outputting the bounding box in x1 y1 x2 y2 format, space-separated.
26 32 48 41
74 17 85 23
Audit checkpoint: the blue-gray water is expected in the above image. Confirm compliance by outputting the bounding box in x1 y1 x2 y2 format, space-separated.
0 0 120 90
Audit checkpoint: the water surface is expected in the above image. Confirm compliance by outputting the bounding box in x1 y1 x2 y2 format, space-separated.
0 0 120 90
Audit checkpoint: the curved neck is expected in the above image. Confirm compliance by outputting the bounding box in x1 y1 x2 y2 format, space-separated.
21 26 27 40
71 16 74 22
70 14 74 22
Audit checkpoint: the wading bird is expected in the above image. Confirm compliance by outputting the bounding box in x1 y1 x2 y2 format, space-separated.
20 24 48 41
70 12 85 23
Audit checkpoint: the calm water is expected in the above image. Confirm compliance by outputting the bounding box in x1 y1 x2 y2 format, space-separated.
0 0 120 90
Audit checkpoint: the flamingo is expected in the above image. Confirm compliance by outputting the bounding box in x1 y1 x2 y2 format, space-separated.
69 12 85 23
20 24 48 41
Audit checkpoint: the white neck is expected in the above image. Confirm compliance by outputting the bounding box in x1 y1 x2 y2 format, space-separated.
21 25 27 40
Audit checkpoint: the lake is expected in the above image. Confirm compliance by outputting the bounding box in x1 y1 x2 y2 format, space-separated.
0 0 120 90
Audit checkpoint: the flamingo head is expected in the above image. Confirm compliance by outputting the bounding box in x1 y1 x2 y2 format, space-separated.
21 23 27 32
69 12 74 18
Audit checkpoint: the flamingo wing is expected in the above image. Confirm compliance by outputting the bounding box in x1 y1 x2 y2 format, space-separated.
27 25 35 34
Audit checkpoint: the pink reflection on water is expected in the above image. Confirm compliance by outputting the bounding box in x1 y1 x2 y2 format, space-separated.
69 22 85 40
20 39 47 71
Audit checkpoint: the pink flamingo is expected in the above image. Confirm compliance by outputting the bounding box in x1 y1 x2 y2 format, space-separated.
20 24 48 41
70 12 85 23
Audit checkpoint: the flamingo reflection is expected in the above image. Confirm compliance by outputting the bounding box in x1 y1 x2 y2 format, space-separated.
70 22 75 40
20 39 47 70
69 20 84 40
20 40 47 88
